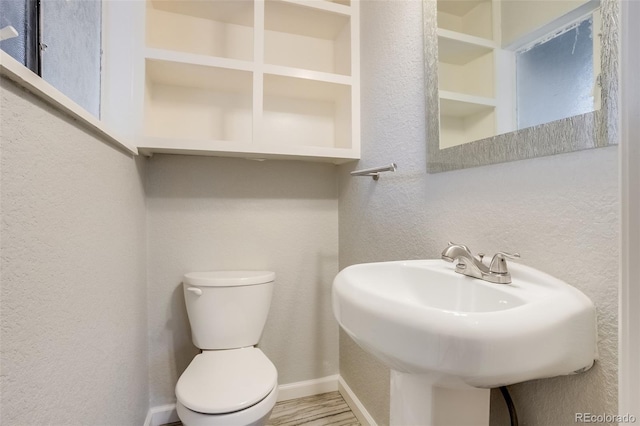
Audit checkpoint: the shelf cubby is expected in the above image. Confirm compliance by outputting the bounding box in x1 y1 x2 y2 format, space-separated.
146 0 254 61
437 0 493 40
437 29 494 65
262 73 352 149
144 59 253 143
438 45 494 98
440 110 496 149
264 0 351 75
439 91 496 148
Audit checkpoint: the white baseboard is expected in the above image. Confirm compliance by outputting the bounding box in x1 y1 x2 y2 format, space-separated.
143 375 340 425
277 374 339 401
338 376 378 426
143 403 179 426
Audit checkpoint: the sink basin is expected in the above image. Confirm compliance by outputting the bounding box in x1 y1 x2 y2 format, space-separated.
332 259 597 388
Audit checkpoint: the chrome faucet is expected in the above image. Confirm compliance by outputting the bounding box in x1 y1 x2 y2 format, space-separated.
441 242 520 284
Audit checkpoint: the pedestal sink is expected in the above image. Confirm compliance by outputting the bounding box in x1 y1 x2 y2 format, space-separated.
332 259 597 425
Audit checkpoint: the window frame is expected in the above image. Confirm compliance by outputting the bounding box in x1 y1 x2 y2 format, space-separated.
0 0 137 155
25 0 40 74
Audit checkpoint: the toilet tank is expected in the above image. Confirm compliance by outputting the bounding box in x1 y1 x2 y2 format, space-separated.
183 271 275 350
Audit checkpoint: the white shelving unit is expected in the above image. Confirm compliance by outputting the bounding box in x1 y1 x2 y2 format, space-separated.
437 0 498 148
137 0 360 163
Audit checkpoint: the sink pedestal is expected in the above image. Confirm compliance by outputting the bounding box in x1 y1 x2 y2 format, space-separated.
390 371 490 426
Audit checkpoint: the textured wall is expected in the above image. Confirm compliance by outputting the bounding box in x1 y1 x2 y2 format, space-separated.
146 155 339 406
0 81 148 424
338 1 619 425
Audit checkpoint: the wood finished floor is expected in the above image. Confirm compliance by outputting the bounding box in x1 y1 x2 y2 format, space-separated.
164 391 360 426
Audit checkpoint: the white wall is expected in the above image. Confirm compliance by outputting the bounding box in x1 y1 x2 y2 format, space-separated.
0 81 148 424
0 79 340 418
145 155 339 406
337 1 619 424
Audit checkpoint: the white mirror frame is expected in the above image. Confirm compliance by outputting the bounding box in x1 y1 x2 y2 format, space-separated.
424 0 619 173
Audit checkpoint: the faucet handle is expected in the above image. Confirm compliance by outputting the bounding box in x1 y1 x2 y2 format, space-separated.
489 252 521 274
447 241 471 253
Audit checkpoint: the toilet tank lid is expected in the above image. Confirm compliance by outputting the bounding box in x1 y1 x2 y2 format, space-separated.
184 270 275 287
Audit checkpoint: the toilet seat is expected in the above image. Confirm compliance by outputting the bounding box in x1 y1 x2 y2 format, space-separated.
176 347 277 414
176 386 278 426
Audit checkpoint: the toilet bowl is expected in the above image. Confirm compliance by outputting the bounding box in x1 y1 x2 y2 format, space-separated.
176 271 278 426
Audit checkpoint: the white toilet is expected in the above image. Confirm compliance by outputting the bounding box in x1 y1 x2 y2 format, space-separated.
176 271 278 426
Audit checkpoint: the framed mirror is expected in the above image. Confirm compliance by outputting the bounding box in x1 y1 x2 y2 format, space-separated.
424 0 619 173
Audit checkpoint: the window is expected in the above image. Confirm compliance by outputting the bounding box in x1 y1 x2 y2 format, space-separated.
0 0 39 71
516 15 596 130
0 0 102 117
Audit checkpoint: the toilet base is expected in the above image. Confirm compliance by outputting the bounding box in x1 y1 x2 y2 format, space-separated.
176 385 278 426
